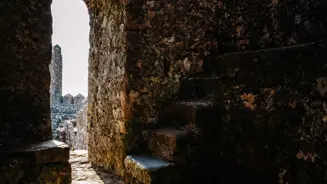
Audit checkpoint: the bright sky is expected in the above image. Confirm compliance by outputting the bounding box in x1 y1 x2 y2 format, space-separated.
51 0 89 96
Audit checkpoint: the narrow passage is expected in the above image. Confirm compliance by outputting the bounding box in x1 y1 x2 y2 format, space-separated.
70 150 124 184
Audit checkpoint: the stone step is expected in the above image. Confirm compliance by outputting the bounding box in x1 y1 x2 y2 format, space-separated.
0 140 71 183
144 128 191 162
178 77 222 100
159 100 225 129
0 140 69 165
124 155 177 184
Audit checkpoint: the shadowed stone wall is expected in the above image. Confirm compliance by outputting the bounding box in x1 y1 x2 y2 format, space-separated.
214 0 327 54
87 0 327 181
0 0 53 146
124 0 218 125
204 42 327 184
197 1 327 183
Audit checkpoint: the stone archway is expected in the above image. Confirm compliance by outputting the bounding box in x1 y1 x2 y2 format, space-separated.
50 0 90 151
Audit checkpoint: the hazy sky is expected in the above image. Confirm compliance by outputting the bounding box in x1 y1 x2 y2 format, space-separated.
51 0 89 96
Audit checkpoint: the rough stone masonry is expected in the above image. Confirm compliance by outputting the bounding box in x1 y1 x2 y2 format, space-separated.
85 0 327 183
1 0 327 183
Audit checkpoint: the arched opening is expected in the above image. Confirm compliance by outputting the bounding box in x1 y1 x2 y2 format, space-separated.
49 1 125 183
50 0 90 169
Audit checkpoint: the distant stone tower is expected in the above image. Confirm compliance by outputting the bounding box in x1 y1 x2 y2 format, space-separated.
49 45 63 104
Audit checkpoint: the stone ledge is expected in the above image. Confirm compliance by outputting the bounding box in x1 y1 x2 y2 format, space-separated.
0 140 69 165
124 155 176 184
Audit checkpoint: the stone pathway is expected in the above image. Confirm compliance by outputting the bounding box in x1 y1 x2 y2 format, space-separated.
69 150 124 184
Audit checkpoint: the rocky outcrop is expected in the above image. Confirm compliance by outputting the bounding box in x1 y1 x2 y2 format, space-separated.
76 101 88 150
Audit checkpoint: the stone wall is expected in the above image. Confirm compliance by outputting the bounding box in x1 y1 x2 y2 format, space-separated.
0 0 52 146
214 0 327 53
56 120 77 148
54 101 89 150
86 0 327 180
124 0 218 140
196 1 327 183
76 101 88 150
87 0 127 175
51 95 85 137
214 41 327 184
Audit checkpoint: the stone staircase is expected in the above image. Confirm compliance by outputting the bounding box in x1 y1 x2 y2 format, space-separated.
124 74 225 183
124 40 325 184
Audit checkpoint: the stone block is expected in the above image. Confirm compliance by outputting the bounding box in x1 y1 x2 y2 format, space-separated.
124 155 176 184
0 140 69 165
0 140 71 183
144 128 191 162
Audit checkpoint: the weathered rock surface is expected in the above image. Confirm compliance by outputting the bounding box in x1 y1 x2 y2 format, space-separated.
56 119 77 149
2 0 326 183
0 0 53 146
0 140 71 183
85 0 327 182
76 102 88 150
124 155 175 184
70 150 124 184
144 128 191 162
0 140 69 164
87 0 127 176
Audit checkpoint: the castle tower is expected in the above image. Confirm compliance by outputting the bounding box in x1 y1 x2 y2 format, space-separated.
49 45 63 104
